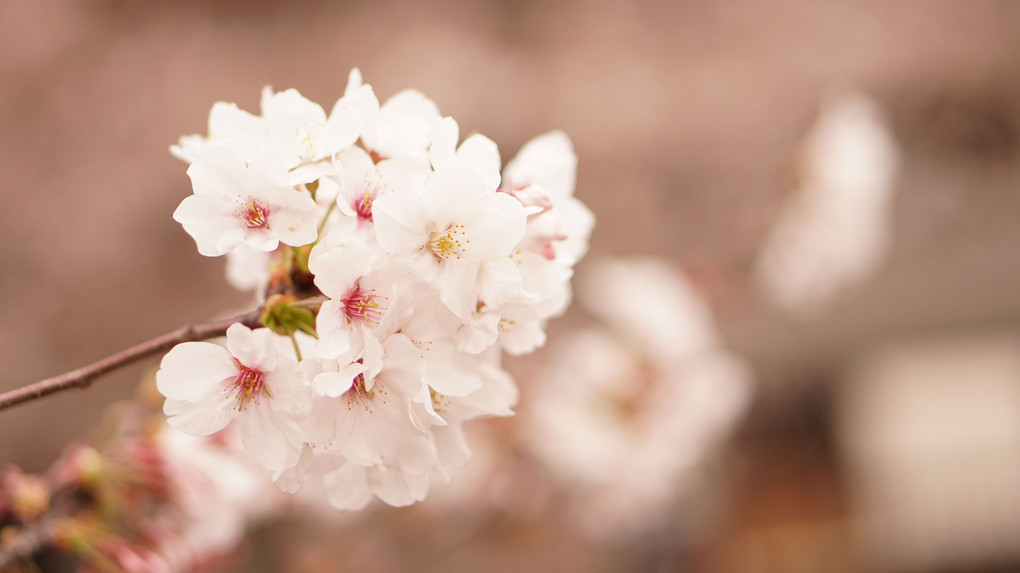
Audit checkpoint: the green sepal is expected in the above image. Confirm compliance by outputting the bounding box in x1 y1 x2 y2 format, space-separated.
260 294 319 339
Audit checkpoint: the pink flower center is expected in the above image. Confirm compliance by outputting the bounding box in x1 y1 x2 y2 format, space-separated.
344 360 387 413
342 280 385 326
229 362 268 410
354 190 374 223
238 198 270 229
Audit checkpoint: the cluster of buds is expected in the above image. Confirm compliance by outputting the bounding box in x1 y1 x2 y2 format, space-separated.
0 406 265 572
158 69 594 508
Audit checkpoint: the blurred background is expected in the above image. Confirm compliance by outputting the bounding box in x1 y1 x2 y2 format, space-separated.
3 1 1020 571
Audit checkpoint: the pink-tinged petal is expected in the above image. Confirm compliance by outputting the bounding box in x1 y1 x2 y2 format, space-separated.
454 312 499 355
265 191 319 247
265 359 311 417
333 147 375 217
381 90 439 121
186 147 247 197
457 133 502 192
172 194 246 257
236 229 279 253
207 102 267 158
422 161 487 225
336 410 383 467
312 362 362 398
376 156 430 192
367 466 430 507
309 243 377 299
429 116 459 170
237 406 302 471
163 397 236 436
372 193 429 255
433 424 471 468
318 101 364 160
156 342 236 402
361 334 386 386
261 88 327 138
343 68 364 96
502 130 577 198
377 335 425 392
169 135 209 164
438 259 481 323
460 193 527 261
479 257 522 308
224 323 271 369
499 309 547 356
300 399 339 447
424 345 482 397
314 300 353 359
323 463 373 510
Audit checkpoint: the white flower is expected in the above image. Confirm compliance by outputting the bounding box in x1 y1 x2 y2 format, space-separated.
327 145 429 242
503 131 594 270
303 334 433 470
156 323 310 471
578 257 718 366
169 101 267 165
372 160 526 321
173 146 320 257
323 461 432 510
523 257 753 539
754 92 899 311
259 86 364 183
308 240 394 358
429 116 502 191
358 83 441 161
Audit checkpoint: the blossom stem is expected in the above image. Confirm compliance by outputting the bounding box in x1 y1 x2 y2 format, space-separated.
316 200 336 237
289 333 303 361
0 309 263 414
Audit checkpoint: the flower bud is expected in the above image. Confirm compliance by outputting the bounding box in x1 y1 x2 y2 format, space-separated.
260 294 318 338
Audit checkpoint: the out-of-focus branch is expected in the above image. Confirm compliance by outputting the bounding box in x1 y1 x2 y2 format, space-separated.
0 310 262 414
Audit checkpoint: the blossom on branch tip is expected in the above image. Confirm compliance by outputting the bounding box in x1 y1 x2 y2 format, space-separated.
157 69 594 510
156 323 310 471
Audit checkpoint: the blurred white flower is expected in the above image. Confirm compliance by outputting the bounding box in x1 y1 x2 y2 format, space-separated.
523 257 753 539
755 92 900 312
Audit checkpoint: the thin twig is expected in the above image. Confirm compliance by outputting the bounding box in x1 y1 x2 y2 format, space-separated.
0 309 262 414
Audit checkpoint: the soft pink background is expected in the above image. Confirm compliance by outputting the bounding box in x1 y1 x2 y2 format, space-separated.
2 1 1020 571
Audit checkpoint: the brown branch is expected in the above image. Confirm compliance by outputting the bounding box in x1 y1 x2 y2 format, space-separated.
0 309 262 414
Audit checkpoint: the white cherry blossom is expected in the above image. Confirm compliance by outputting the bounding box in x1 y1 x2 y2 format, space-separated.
173 146 319 257
372 160 526 321
156 323 311 471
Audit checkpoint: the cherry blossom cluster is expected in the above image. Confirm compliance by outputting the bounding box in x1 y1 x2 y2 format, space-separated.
157 69 594 509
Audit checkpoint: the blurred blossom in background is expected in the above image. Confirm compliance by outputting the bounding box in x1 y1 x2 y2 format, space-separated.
3 1 1020 571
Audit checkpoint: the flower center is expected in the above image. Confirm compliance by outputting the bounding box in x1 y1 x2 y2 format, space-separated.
228 363 269 410
428 224 468 261
342 280 386 326
354 189 374 223
238 198 270 229
344 362 388 413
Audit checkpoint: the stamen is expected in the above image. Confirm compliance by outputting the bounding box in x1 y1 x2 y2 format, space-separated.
428 224 468 261
238 197 270 229
228 362 269 410
354 189 374 222
342 280 386 326
344 363 389 414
